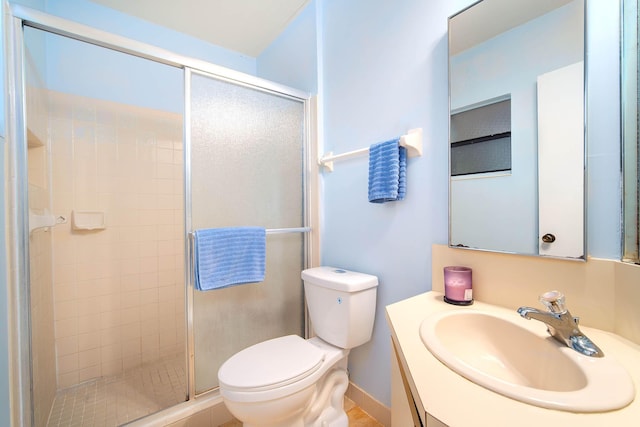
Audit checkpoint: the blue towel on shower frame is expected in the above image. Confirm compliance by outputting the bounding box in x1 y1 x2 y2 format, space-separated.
194 227 266 291
368 138 407 203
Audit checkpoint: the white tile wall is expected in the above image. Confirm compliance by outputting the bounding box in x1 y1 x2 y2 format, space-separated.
48 91 185 389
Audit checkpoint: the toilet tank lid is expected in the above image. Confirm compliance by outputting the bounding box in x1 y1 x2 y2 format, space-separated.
301 266 378 292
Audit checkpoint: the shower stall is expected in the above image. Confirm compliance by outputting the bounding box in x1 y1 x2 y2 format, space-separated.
6 6 316 426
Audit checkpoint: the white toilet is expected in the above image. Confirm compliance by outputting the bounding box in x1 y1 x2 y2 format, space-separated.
217 266 378 427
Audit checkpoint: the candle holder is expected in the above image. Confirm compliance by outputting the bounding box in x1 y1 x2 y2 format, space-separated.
443 266 473 305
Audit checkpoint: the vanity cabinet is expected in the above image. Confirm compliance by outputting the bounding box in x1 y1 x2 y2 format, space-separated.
390 338 421 426
391 338 447 426
386 292 640 426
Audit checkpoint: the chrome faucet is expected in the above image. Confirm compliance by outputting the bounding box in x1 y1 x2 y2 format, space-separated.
517 290 604 358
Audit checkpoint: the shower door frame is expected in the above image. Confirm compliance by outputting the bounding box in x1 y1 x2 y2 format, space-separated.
5 5 317 425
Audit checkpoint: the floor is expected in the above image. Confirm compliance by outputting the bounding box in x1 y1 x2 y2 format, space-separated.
344 398 385 427
46 353 383 427
46 354 187 427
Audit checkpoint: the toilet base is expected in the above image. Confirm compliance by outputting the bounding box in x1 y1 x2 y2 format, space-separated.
303 368 349 427
221 338 351 427
225 367 349 427
307 405 348 427
227 383 316 427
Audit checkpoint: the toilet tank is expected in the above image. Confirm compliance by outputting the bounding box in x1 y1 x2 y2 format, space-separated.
301 267 378 349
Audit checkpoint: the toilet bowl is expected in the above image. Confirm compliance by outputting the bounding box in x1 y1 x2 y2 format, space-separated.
219 336 349 427
218 267 378 427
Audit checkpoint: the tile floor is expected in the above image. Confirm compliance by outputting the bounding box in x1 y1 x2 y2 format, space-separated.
46 354 383 427
46 354 187 427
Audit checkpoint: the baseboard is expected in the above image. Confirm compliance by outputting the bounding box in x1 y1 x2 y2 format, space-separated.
346 381 391 426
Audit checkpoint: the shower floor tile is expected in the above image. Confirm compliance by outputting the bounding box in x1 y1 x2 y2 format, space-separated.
47 354 187 427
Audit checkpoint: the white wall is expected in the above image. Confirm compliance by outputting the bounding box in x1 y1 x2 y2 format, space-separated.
319 0 621 407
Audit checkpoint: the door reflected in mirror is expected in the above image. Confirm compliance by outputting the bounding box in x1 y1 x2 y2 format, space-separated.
448 0 585 259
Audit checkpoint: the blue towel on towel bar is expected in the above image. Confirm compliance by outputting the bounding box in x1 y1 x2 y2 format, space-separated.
368 138 407 203
194 227 266 291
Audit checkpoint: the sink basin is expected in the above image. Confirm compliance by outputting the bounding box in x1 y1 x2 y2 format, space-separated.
419 309 635 412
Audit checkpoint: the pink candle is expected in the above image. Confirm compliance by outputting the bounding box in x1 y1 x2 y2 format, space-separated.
443 266 473 305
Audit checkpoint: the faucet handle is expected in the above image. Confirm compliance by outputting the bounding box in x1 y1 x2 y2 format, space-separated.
539 290 567 314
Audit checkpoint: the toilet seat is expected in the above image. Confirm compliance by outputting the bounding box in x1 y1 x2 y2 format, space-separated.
218 335 325 393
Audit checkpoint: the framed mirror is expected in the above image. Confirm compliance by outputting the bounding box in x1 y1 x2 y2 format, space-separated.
448 0 586 259
622 0 640 264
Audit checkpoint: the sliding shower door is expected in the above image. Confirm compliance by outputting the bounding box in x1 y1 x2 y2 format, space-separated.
188 70 307 393
23 26 187 426
10 7 313 425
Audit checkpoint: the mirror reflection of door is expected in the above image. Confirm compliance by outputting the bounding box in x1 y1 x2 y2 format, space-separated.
537 62 584 258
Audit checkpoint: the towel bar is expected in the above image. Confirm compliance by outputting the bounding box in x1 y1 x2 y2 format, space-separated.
265 227 312 234
188 227 311 238
319 128 423 172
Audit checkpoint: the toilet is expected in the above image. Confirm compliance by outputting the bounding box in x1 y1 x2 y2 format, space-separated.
217 266 378 427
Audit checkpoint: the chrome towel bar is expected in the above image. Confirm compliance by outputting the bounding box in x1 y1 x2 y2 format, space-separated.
188 227 311 238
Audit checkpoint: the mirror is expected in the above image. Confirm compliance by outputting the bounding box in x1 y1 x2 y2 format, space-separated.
448 0 586 259
622 0 640 264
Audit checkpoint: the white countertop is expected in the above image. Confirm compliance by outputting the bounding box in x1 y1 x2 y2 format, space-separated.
385 291 640 426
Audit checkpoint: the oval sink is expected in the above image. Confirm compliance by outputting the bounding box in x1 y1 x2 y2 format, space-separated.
419 309 635 412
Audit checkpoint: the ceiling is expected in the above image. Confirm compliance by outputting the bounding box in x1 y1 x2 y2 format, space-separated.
89 0 311 57
449 0 575 55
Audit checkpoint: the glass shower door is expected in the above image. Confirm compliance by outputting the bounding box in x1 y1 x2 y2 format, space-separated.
188 70 308 393
23 26 187 425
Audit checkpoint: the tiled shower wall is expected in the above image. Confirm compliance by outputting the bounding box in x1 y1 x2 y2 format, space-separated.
48 91 185 389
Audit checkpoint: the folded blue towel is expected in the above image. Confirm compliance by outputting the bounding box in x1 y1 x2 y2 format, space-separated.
368 138 407 203
194 227 266 291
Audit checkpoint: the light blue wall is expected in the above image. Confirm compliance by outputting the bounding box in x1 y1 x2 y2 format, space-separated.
319 0 463 406
41 30 183 113
0 171 7 427
319 0 621 407
42 0 256 75
586 0 622 259
257 0 318 93
13 0 258 113
0 127 8 425
0 0 4 138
